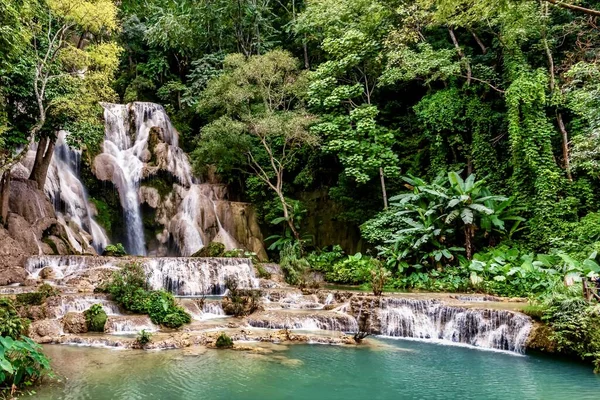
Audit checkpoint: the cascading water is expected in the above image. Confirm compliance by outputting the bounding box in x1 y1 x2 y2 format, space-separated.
247 311 358 332
98 102 258 257
46 131 109 253
25 255 258 296
104 316 158 334
101 104 147 255
376 298 532 353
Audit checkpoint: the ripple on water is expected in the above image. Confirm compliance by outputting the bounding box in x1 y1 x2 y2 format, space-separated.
37 339 600 400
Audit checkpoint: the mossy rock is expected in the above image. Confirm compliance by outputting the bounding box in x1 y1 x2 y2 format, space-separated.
192 242 226 257
84 304 108 332
215 333 233 348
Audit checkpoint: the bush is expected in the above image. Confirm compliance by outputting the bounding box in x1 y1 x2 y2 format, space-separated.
306 245 345 273
279 242 310 285
215 333 233 348
38 283 59 298
542 296 600 371
106 263 191 329
191 242 225 257
326 253 378 285
0 298 27 339
0 336 52 390
103 243 127 257
370 261 390 296
256 264 272 279
84 304 107 332
136 330 152 347
15 292 45 306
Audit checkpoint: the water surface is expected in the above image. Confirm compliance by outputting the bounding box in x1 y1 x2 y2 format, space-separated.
36 339 600 400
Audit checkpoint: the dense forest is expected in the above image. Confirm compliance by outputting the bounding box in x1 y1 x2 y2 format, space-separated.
3 0 600 371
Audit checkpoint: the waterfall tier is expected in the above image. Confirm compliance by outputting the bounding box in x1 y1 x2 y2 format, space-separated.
369 297 532 353
25 255 258 295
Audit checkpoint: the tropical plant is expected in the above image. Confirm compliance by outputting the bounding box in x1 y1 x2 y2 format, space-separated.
103 243 127 257
0 336 52 390
326 253 380 285
0 298 26 339
136 330 152 347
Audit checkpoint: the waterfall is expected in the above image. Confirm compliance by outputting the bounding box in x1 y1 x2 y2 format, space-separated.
104 316 158 334
377 298 532 353
101 103 147 255
47 131 109 253
54 296 122 318
145 257 258 295
25 255 258 296
247 311 358 332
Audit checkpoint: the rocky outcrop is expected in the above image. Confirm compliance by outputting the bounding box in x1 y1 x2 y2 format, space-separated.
28 319 63 343
63 312 88 334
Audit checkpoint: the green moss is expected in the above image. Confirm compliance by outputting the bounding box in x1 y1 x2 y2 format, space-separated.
192 242 226 257
148 127 160 166
42 238 58 255
84 304 107 332
141 177 172 199
15 292 45 306
215 332 233 348
90 198 113 234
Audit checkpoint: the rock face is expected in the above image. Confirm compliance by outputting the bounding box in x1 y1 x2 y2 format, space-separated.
28 319 63 343
63 312 88 334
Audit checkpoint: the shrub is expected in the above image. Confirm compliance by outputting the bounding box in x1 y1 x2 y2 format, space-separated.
38 283 59 298
370 261 390 296
84 304 107 332
15 292 45 306
0 336 52 390
103 243 127 257
136 330 152 347
0 298 26 339
106 264 191 329
192 242 225 257
326 253 378 285
215 333 233 348
279 242 310 285
223 277 262 317
542 296 600 371
256 264 272 279
306 245 345 273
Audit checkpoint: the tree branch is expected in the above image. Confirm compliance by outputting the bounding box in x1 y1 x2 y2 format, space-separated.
545 0 600 17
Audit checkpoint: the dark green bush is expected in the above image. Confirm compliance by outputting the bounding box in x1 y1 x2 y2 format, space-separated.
106 263 191 329
84 304 107 332
326 253 378 285
15 292 45 306
256 264 272 279
103 243 127 257
215 333 233 348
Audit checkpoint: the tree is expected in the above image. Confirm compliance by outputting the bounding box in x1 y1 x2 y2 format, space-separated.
192 50 318 241
297 0 400 209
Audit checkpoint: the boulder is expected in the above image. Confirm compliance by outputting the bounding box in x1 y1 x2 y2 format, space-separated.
28 319 62 343
93 154 116 181
63 312 88 334
8 179 55 224
7 213 42 255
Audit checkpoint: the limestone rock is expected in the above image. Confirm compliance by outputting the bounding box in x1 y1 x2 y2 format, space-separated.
63 312 88 334
7 213 42 255
93 154 116 181
28 319 62 343
8 179 55 224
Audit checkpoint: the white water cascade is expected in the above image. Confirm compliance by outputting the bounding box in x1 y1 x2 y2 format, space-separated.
377 298 532 353
46 131 109 253
25 255 259 296
101 103 149 255
98 102 258 257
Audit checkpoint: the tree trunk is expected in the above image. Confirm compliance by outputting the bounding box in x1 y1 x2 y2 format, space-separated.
380 167 388 210
29 136 55 190
557 113 573 181
0 172 10 227
448 28 471 85
464 224 474 260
